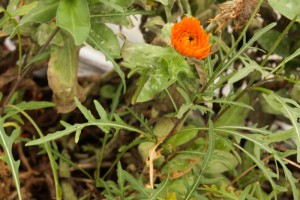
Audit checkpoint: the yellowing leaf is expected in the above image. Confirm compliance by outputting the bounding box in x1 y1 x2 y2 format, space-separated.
48 31 85 113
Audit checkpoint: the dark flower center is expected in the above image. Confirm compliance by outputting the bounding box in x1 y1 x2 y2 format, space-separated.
188 35 195 42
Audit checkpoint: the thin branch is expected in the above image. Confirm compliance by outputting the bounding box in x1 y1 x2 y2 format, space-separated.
0 26 60 116
283 158 300 169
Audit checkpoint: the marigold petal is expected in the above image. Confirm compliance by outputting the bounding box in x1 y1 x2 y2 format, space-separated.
171 17 212 59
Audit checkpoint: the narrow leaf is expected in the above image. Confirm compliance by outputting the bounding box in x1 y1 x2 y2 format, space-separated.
94 100 108 121
185 119 215 199
0 124 22 199
74 97 95 122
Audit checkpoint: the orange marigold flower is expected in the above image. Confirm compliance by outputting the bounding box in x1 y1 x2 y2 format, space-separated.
171 17 212 60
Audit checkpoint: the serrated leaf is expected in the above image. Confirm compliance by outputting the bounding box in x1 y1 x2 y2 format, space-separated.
74 98 110 133
26 120 145 146
262 93 300 162
56 0 90 45
235 144 286 193
217 127 299 199
228 58 267 85
122 42 195 102
210 23 277 84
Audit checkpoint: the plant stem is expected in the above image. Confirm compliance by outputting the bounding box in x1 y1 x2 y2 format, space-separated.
260 15 297 69
90 10 155 17
213 16 297 122
159 0 264 161
8 105 62 199
201 0 264 93
96 132 110 184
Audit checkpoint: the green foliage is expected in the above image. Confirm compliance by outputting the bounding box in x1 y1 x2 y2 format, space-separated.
1 0 300 199
262 92 300 162
185 120 215 199
0 100 54 200
268 0 300 22
26 98 149 146
0 122 21 199
56 0 90 45
257 30 291 57
18 0 58 25
87 21 121 59
122 42 197 103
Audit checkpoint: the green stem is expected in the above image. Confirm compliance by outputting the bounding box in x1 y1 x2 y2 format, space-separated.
50 149 92 180
214 15 297 122
3 10 23 76
95 132 110 184
165 88 178 112
90 10 155 17
201 0 264 93
8 105 62 199
260 15 298 69
17 30 22 76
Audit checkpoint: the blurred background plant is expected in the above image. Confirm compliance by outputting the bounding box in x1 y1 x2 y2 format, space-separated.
0 0 300 199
